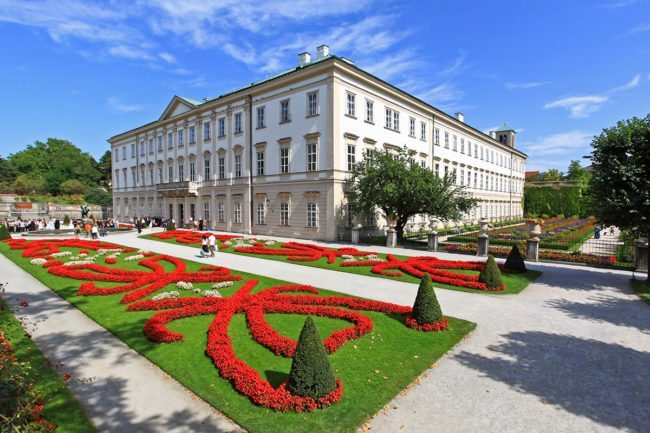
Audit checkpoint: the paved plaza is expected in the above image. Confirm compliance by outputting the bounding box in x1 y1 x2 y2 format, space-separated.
2 229 649 433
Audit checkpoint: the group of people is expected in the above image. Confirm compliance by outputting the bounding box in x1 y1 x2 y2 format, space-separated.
3 218 71 232
199 232 217 258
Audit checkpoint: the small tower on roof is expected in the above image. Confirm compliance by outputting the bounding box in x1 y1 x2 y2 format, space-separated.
493 122 516 148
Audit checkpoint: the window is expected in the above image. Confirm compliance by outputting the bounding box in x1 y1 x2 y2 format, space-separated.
256 201 266 224
480 174 484 189
307 202 318 228
280 202 289 226
444 165 449 177
346 92 355 117
280 99 290 122
307 91 319 116
420 122 426 141
339 202 350 227
204 122 211 141
218 157 225 179
385 108 399 130
409 117 416 137
280 147 289 174
131 143 135 158
168 164 173 182
420 160 426 168
434 128 440 145
234 154 242 178
167 132 173 149
218 203 225 223
256 151 265 176
460 138 465 154
178 162 184 180
467 141 471 157
140 141 145 155
452 135 457 151
307 143 317 171
140 167 145 185
131 169 136 187
148 138 154 154
189 126 195 144
475 143 478 158
366 99 374 123
178 130 184 146
474 171 478 188
435 163 440 177
157 166 162 183
203 202 210 220
157 136 163 152
347 144 356 171
234 203 241 224
114 149 119 162
189 160 196 181
148 167 154 185
256 106 265 128
444 132 449 148
122 146 127 160
234 113 242 133
480 146 484 160
460 169 465 186
204 158 210 180
218 118 225 137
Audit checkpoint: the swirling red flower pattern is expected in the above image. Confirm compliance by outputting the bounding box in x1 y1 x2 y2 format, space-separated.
3 238 446 412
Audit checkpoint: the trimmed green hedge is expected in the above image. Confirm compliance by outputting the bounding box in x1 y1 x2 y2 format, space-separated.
524 184 587 217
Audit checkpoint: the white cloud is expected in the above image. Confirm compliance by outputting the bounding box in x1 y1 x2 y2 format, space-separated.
158 52 176 63
107 96 143 113
522 131 594 157
544 95 608 118
437 51 468 78
609 73 642 92
628 22 650 34
108 45 154 61
505 81 550 90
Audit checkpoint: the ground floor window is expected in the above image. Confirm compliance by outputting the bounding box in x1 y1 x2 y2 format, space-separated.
218 203 225 223
307 202 318 228
256 201 266 224
203 202 210 220
234 202 242 224
280 202 289 226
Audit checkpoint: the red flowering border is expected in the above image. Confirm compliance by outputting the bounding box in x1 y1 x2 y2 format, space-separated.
150 229 242 245
4 238 450 412
149 231 507 291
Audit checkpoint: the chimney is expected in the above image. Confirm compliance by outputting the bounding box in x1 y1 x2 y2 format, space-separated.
298 52 311 67
489 131 496 139
455 112 464 123
316 44 330 59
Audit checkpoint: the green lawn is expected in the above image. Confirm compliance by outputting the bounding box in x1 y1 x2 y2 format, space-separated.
0 241 475 433
631 278 650 305
0 298 96 433
144 234 541 295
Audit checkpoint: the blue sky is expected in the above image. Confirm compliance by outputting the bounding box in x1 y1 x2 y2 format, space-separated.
0 0 648 172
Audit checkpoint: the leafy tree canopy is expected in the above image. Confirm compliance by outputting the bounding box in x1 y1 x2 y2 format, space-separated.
97 150 113 189
347 148 477 239
566 160 591 187
8 138 102 195
84 187 112 207
587 114 650 238
0 155 17 184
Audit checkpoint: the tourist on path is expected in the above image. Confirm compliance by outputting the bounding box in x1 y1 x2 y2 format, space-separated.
208 233 216 257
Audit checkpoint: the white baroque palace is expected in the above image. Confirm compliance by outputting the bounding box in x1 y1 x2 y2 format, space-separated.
109 45 526 241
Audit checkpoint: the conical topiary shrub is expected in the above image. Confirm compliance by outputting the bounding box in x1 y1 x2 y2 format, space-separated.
63 215 70 225
0 224 10 240
412 273 443 325
479 255 503 288
504 244 527 273
167 220 176 231
287 317 337 399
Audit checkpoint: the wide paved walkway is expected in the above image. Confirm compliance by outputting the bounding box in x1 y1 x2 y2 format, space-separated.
4 229 650 433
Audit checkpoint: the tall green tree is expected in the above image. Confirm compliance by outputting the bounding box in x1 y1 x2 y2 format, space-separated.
9 138 101 195
0 155 17 184
565 160 591 187
541 168 563 181
587 115 649 243
97 150 113 188
347 148 477 240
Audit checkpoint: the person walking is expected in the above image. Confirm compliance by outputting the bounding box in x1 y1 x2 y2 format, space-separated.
208 233 216 257
594 225 601 240
74 223 81 238
136 219 142 234
91 224 99 239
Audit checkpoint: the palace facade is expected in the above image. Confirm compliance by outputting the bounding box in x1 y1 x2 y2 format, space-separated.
109 45 527 241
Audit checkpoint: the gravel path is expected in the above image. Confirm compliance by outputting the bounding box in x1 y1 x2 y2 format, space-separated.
4 229 649 433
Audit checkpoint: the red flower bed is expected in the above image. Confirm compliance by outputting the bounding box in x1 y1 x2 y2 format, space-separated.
235 242 375 264
5 238 448 412
4 238 123 259
149 229 241 245
105 257 116 264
